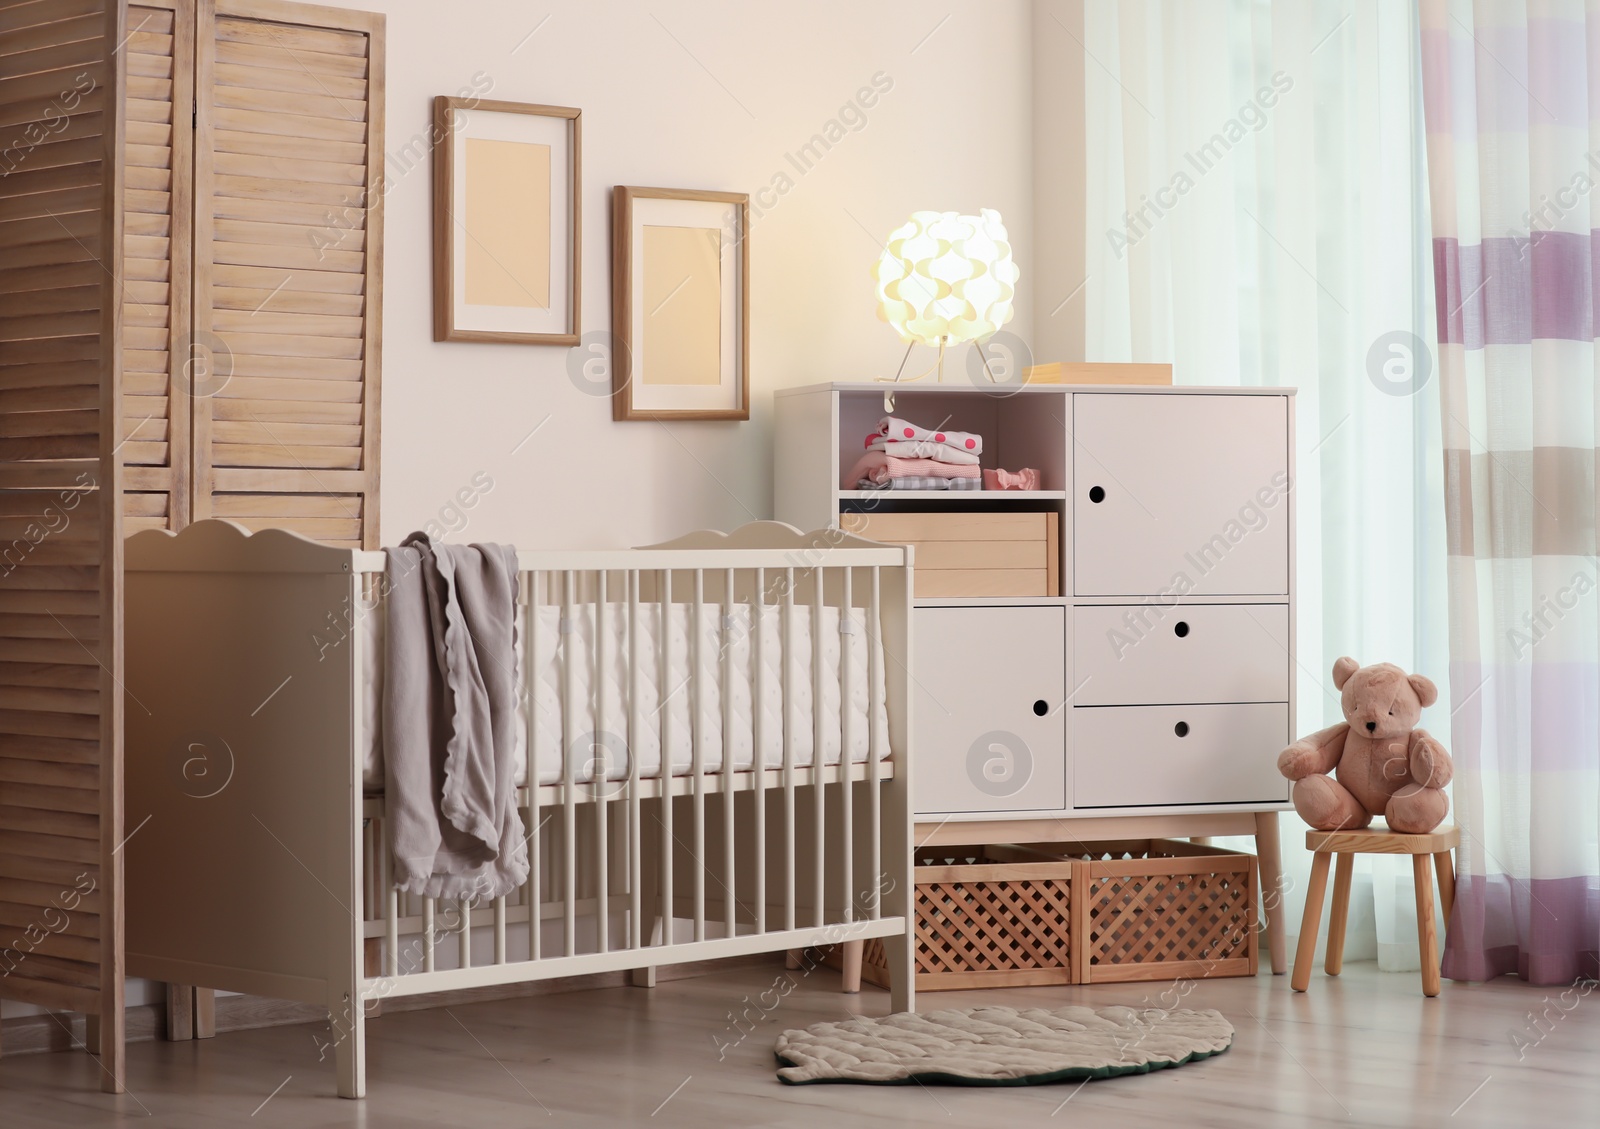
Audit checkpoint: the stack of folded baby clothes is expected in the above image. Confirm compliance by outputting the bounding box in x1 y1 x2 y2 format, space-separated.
842 415 984 491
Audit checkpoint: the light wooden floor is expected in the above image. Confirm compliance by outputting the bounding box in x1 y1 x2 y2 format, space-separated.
1 959 1593 1128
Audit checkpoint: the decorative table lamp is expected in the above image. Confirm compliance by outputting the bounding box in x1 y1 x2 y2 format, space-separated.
873 208 1018 384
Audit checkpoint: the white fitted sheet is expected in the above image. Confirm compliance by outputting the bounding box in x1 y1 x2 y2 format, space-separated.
362 600 889 791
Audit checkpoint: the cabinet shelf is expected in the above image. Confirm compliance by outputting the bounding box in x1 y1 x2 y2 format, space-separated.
838 489 1067 502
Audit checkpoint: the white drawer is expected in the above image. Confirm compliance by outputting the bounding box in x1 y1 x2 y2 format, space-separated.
1073 703 1289 808
1073 393 1290 597
1073 604 1289 706
913 605 1065 815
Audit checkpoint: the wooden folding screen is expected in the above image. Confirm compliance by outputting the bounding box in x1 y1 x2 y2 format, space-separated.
0 0 381 1087
121 0 192 535
119 0 380 549
193 0 382 549
0 0 127 1093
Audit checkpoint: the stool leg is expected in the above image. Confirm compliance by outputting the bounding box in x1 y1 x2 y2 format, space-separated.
1291 851 1332 992
1413 854 1441 997
1324 853 1354 976
1434 850 1456 925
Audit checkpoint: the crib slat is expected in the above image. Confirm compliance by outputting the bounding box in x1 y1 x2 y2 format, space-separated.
525 571 542 963
459 899 472 969
423 897 435 973
562 570 578 959
627 569 643 951
384 885 398 977
722 567 736 940
782 567 796 932
840 566 854 925
868 566 882 920
691 570 706 943
493 896 506 965
594 570 609 955
659 569 674 951
811 567 826 929
363 819 376 919
753 568 767 936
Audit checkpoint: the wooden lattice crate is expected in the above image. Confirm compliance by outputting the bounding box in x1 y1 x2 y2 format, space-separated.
1066 839 1257 984
853 845 1075 991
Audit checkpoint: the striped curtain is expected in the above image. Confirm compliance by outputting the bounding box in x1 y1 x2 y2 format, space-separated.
1421 0 1600 984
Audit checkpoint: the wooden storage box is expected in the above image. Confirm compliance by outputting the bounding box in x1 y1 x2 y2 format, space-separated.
840 511 1059 597
1021 362 1173 385
1068 839 1257 983
845 839 1255 991
849 844 1074 991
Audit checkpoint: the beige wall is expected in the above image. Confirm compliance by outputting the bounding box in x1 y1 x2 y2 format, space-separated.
369 0 1035 549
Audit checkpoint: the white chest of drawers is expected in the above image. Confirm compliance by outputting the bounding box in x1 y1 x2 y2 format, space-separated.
775 381 1297 972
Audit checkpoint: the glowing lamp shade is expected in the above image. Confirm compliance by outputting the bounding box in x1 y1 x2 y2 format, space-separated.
873 209 1018 347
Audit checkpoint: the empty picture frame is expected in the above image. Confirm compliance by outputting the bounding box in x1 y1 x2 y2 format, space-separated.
432 97 581 344
612 187 749 421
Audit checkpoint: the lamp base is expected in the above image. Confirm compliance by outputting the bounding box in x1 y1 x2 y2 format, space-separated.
877 337 1001 387
876 338 1003 411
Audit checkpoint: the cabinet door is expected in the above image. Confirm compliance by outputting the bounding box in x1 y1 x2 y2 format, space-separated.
1073 394 1290 597
1074 703 1290 807
912 606 1064 814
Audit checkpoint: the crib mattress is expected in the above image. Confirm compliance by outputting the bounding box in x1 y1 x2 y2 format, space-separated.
362 600 890 791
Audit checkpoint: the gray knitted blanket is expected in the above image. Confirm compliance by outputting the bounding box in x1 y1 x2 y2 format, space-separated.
383 534 527 901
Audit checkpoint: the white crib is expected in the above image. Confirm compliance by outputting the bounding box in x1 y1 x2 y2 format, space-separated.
121 520 915 1098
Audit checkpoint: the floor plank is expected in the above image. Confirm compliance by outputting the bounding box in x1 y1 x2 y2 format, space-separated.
0 958 1593 1127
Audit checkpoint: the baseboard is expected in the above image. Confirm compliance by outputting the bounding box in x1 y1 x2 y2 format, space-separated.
0 953 783 1058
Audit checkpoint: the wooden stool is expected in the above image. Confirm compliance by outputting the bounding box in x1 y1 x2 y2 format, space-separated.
1291 825 1459 997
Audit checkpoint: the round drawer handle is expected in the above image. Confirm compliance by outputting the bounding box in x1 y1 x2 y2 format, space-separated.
1032 699 1049 717
1174 621 1190 638
1174 721 1190 737
1088 485 1106 504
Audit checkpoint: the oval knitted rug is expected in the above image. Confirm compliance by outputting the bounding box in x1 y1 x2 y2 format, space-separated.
773 1005 1233 1086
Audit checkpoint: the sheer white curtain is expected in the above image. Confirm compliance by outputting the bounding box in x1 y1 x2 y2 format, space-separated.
1080 0 1450 970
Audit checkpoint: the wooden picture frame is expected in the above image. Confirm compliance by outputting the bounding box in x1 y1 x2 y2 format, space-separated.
611 187 750 421
432 97 580 344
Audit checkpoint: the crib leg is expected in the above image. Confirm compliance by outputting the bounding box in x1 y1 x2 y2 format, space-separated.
840 940 864 994
630 914 662 987
785 950 802 970
883 932 914 1015
332 989 366 1100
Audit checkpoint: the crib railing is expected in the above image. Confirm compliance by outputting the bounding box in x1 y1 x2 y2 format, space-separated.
356 529 914 1001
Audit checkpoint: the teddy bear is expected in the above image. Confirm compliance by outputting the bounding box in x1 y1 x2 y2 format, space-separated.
1277 657 1453 834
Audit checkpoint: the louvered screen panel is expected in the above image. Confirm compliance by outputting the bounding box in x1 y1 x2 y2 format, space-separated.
121 1 191 532
0 0 125 1092
193 1 382 549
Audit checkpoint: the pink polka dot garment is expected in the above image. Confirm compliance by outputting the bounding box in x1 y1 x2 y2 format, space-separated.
871 415 983 457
